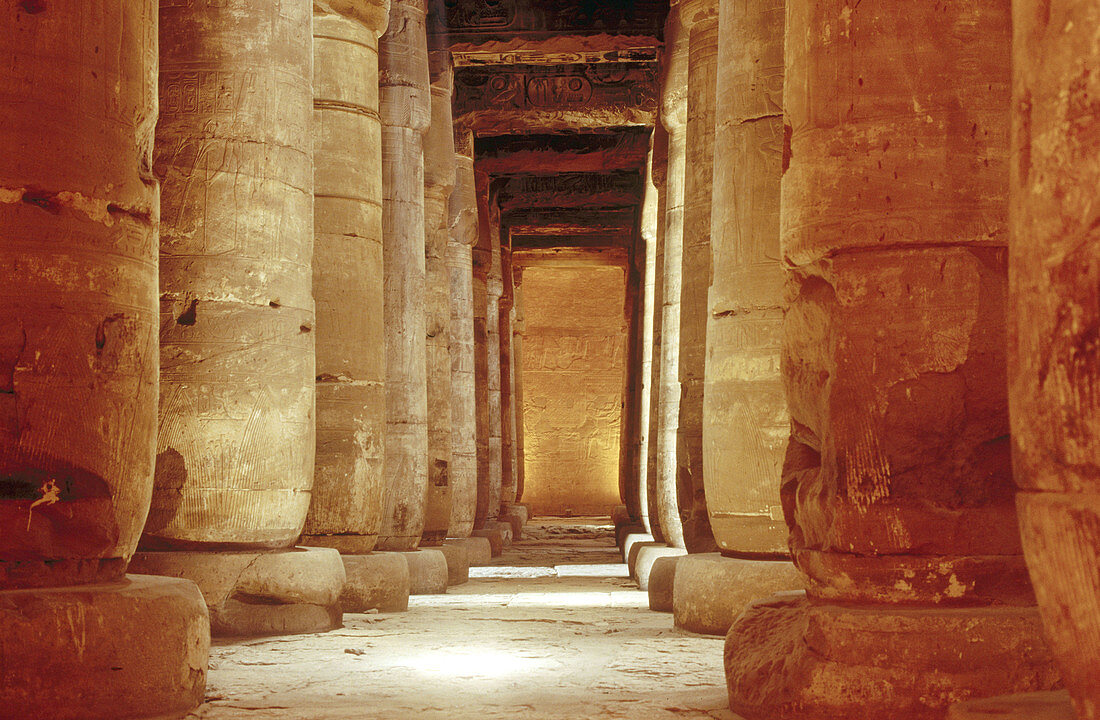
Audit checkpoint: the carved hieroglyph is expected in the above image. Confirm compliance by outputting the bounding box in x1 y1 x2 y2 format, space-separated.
702 0 787 555
303 0 390 552
149 0 315 548
0 0 159 586
1011 1 1100 716
675 0 719 554
421 51 457 546
447 130 479 538
378 0 432 551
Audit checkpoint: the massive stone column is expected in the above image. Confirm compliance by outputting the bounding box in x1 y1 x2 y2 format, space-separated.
1007 2 1100 717
636 162 659 529
674 0 719 554
300 0 409 614
499 246 517 508
725 1 1059 717
135 0 345 637
619 251 644 523
513 271 527 503
645 126 670 545
675 0 801 637
486 199 505 526
472 168 493 530
0 3 207 715
655 0 690 549
377 0 431 552
447 129 478 539
421 50 456 548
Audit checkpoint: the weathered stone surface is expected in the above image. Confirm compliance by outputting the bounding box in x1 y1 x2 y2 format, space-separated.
634 544 685 591
447 131 479 539
644 126 670 546
673 553 800 636
499 506 524 540
1011 3 1100 717
654 1 689 550
422 51 457 547
0 0 159 588
485 519 514 546
438 540 470 586
486 202 505 524
616 523 648 551
948 691 1076 720
499 247 518 508
400 548 449 595
462 535 494 566
513 279 528 502
150 0 316 549
627 541 662 579
702 0 787 557
471 528 504 557
475 130 652 176
622 532 654 564
306 0 390 551
472 179 493 530
674 0 718 555
725 594 1061 720
429 0 667 42
648 554 680 612
130 547 345 637
378 0 432 551
0 576 209 720
520 266 627 516
340 552 411 613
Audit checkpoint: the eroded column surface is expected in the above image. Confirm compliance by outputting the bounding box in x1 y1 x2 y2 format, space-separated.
138 0 346 638
149 0 315 550
303 0 390 554
675 0 719 553
0 3 208 715
1011 2 1100 717
655 0 690 549
642 124 668 543
702 0 787 556
486 200 505 523
513 272 527 503
447 129 478 538
377 0 431 551
472 168 492 528
421 50 456 546
725 1 1058 717
499 247 517 508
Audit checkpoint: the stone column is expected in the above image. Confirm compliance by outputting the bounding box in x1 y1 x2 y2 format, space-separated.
635 167 659 522
674 0 719 554
1007 2 1100 717
725 1 1059 717
619 253 644 523
499 246 517 508
645 126 670 545
513 271 528 503
421 50 456 548
377 0 430 552
472 168 493 531
135 0 346 638
301 0 409 613
674 0 802 638
447 129 478 539
655 0 690 549
0 3 208 715
486 197 505 527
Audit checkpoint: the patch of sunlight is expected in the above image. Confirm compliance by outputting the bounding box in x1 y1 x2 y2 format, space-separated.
554 563 629 578
469 566 557 579
397 648 555 678
409 590 648 609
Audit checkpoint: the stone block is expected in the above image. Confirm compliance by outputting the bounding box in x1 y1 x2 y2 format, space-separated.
130 546 345 637
485 520 514 546
400 549 449 595
725 593 1061 720
634 545 686 591
340 552 410 613
471 528 504 557
0 575 208 719
463 536 494 566
648 555 681 612
948 691 1075 720
627 541 662 579
622 532 654 563
439 540 471 586
673 553 801 636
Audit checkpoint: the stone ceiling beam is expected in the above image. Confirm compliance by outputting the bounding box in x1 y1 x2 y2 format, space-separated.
497 171 643 210
476 130 651 175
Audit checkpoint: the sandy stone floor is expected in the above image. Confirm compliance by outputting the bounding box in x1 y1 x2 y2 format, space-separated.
187 520 738 720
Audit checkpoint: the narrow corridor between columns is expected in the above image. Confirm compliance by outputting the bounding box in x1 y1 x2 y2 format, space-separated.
188 519 734 720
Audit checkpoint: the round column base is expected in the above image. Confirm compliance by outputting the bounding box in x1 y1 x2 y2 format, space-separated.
948 691 1075 720
616 523 647 550
340 553 410 613
484 520 514 546
622 532 654 564
471 528 504 557
398 549 448 595
674 553 802 636
439 540 471 585
726 592 1061 720
463 536 494 566
634 544 686 590
0 575 209 719
130 546 345 638
648 555 682 612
